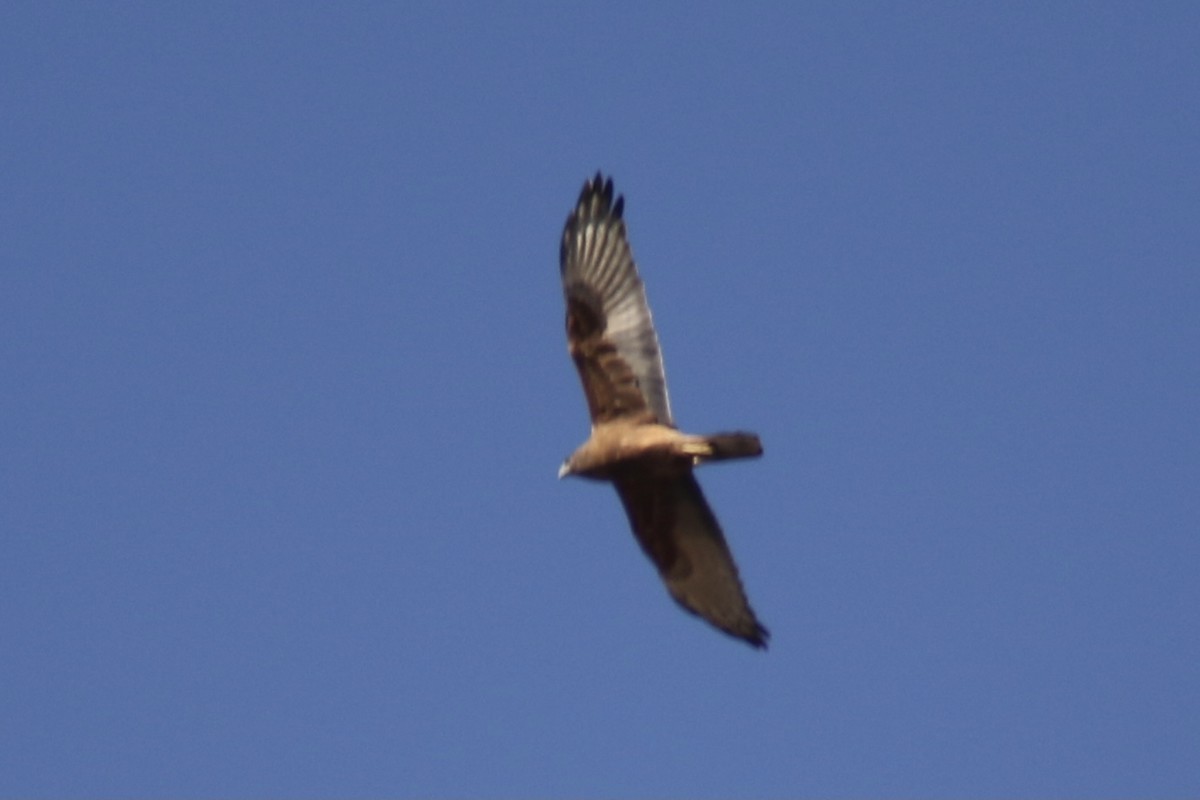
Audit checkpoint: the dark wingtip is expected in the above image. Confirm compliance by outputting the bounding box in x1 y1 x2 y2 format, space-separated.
562 172 627 269
575 172 623 220
743 622 771 650
709 613 769 650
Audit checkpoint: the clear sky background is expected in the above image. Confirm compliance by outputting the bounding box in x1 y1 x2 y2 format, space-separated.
3 3 1198 796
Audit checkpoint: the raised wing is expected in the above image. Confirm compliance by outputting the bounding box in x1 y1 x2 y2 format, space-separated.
560 173 673 426
613 467 768 648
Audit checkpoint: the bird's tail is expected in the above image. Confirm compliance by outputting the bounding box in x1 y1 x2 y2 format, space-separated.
700 432 763 462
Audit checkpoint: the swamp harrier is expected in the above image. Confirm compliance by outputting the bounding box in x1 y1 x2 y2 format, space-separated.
557 173 769 649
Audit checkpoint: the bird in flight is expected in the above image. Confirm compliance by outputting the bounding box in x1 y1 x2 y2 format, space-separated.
557 173 769 648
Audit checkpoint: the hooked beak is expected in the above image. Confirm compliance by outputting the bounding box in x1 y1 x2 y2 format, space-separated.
557 461 571 480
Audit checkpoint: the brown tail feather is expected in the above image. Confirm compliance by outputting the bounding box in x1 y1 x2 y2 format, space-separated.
703 432 763 461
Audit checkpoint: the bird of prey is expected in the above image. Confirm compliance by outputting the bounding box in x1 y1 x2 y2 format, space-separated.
557 173 769 649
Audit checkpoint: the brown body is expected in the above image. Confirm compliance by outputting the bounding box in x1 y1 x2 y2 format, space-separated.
563 423 763 480
557 173 769 648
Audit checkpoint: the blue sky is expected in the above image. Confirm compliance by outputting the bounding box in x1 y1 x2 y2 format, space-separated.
3 3 1198 796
